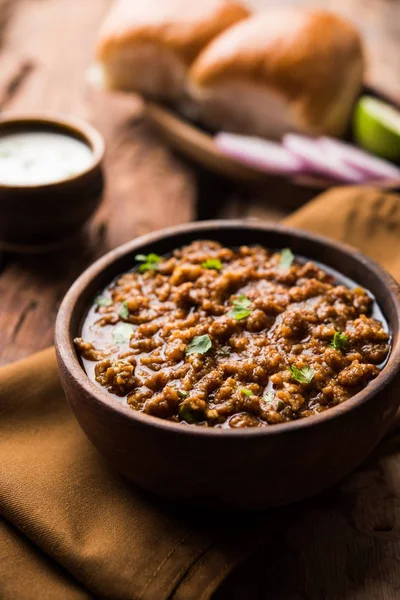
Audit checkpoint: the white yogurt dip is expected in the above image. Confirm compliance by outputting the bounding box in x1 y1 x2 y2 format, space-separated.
0 130 94 185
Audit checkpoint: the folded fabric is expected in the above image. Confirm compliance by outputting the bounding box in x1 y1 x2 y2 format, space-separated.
285 186 400 280
0 349 271 600
1 185 399 600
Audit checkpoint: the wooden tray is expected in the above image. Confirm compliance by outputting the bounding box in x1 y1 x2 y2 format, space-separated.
144 84 400 208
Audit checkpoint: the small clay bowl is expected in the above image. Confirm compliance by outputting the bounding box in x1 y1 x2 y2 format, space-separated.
55 220 400 510
0 113 105 253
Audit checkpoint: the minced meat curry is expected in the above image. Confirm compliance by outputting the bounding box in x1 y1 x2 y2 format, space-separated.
75 241 390 428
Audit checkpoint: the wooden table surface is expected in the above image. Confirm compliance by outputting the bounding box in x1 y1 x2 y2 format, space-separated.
1 1 400 598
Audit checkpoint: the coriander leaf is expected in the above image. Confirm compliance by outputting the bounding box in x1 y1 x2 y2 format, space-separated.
146 253 161 262
261 391 279 412
330 331 348 351
241 388 253 397
119 300 129 319
202 258 222 270
135 253 160 262
228 294 253 320
288 365 314 384
229 307 252 320
135 253 161 273
234 294 252 309
278 248 294 270
263 391 275 403
277 400 285 411
178 390 189 398
186 334 212 356
179 404 203 423
112 323 134 344
95 295 112 307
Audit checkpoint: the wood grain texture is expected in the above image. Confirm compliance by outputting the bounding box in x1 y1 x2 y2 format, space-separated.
216 429 400 599
0 0 195 365
0 2 400 597
1 0 399 364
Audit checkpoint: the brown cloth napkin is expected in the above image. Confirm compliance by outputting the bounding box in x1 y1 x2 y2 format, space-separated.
1 186 400 600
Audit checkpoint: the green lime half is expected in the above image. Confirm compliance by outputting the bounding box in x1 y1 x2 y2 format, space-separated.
353 96 400 162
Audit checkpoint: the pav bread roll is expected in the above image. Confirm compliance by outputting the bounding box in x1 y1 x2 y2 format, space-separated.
96 0 250 102
189 9 365 138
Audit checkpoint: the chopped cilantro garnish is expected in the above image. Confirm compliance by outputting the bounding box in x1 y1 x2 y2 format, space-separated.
95 295 112 307
235 294 251 309
241 388 253 397
112 323 134 344
186 334 212 356
263 391 275 403
330 331 348 351
135 253 161 273
288 365 314 384
228 294 252 320
179 404 203 423
278 248 294 270
202 258 222 270
178 390 189 398
119 300 129 319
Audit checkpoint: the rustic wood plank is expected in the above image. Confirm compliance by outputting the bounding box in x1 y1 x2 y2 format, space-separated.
1 0 399 363
0 0 196 365
217 427 400 599
0 2 400 600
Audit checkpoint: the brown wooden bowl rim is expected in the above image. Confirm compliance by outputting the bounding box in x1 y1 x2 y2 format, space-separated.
0 111 105 190
55 219 400 438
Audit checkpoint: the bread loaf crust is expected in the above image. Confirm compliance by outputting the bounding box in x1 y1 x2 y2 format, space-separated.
190 9 365 136
98 0 250 63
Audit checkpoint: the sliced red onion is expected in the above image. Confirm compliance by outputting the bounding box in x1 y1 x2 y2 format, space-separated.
283 134 366 183
215 132 304 175
319 136 400 181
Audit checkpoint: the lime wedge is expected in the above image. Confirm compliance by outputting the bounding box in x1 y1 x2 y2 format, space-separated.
353 96 400 162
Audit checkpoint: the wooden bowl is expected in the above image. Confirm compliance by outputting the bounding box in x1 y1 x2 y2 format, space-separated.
144 84 400 208
55 220 400 510
0 113 105 253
